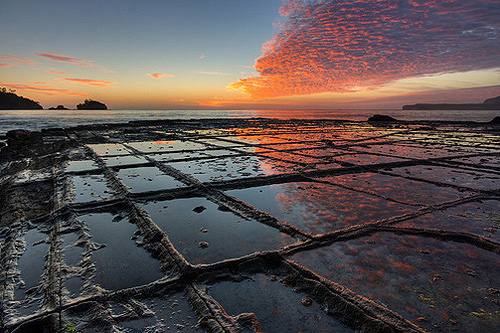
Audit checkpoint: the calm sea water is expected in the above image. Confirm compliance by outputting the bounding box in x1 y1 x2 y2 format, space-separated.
1 109 498 135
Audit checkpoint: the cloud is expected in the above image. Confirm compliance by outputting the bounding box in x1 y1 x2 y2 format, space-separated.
0 54 36 66
148 73 175 79
35 52 108 71
172 98 185 102
63 78 117 86
48 70 72 75
0 82 89 96
230 0 500 98
0 62 12 68
200 54 206 59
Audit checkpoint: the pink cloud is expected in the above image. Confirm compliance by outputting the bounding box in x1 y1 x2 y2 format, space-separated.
0 82 89 97
36 52 92 64
231 0 500 98
0 54 36 66
0 62 12 67
63 78 117 87
48 70 72 75
36 52 108 71
148 73 175 79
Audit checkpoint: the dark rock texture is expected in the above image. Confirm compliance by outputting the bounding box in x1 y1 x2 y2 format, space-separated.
368 114 397 122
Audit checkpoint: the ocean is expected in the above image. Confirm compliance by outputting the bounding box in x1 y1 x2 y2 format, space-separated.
1 109 499 135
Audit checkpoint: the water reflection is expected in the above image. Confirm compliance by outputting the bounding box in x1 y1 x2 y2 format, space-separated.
228 181 412 235
127 140 208 153
291 233 500 332
65 160 99 173
15 229 48 299
396 200 500 242
389 165 500 190
168 155 300 182
116 166 185 193
209 273 354 332
321 173 470 206
81 213 164 290
87 143 131 156
70 174 114 202
140 197 294 264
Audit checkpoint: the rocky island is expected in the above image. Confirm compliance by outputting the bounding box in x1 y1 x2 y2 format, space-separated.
76 99 107 110
0 88 43 110
403 96 500 110
48 105 69 110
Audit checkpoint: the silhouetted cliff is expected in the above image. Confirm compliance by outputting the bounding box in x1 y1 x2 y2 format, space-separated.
76 99 107 110
403 96 500 110
0 88 43 110
483 96 500 106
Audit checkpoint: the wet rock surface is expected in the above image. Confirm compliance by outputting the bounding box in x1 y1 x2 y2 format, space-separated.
0 118 499 332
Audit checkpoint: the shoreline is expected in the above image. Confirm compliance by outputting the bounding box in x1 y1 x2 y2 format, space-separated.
1 109 500 136
1 115 499 139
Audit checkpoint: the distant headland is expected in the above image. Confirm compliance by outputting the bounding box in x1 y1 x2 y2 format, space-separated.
403 96 500 110
0 87 43 110
0 87 107 110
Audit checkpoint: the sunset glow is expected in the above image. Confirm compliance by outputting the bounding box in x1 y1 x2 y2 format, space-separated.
0 0 498 109
230 0 500 99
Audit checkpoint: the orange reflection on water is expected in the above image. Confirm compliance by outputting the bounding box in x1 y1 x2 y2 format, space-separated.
151 140 176 144
229 179 412 235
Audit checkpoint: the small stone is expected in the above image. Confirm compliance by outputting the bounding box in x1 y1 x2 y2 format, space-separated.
368 114 397 122
300 297 313 307
199 241 209 248
112 215 123 222
193 206 207 213
200 227 208 233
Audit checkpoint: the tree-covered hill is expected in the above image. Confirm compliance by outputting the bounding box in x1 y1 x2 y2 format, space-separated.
0 87 43 110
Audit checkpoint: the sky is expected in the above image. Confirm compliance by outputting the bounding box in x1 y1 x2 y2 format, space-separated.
1 0 499 110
